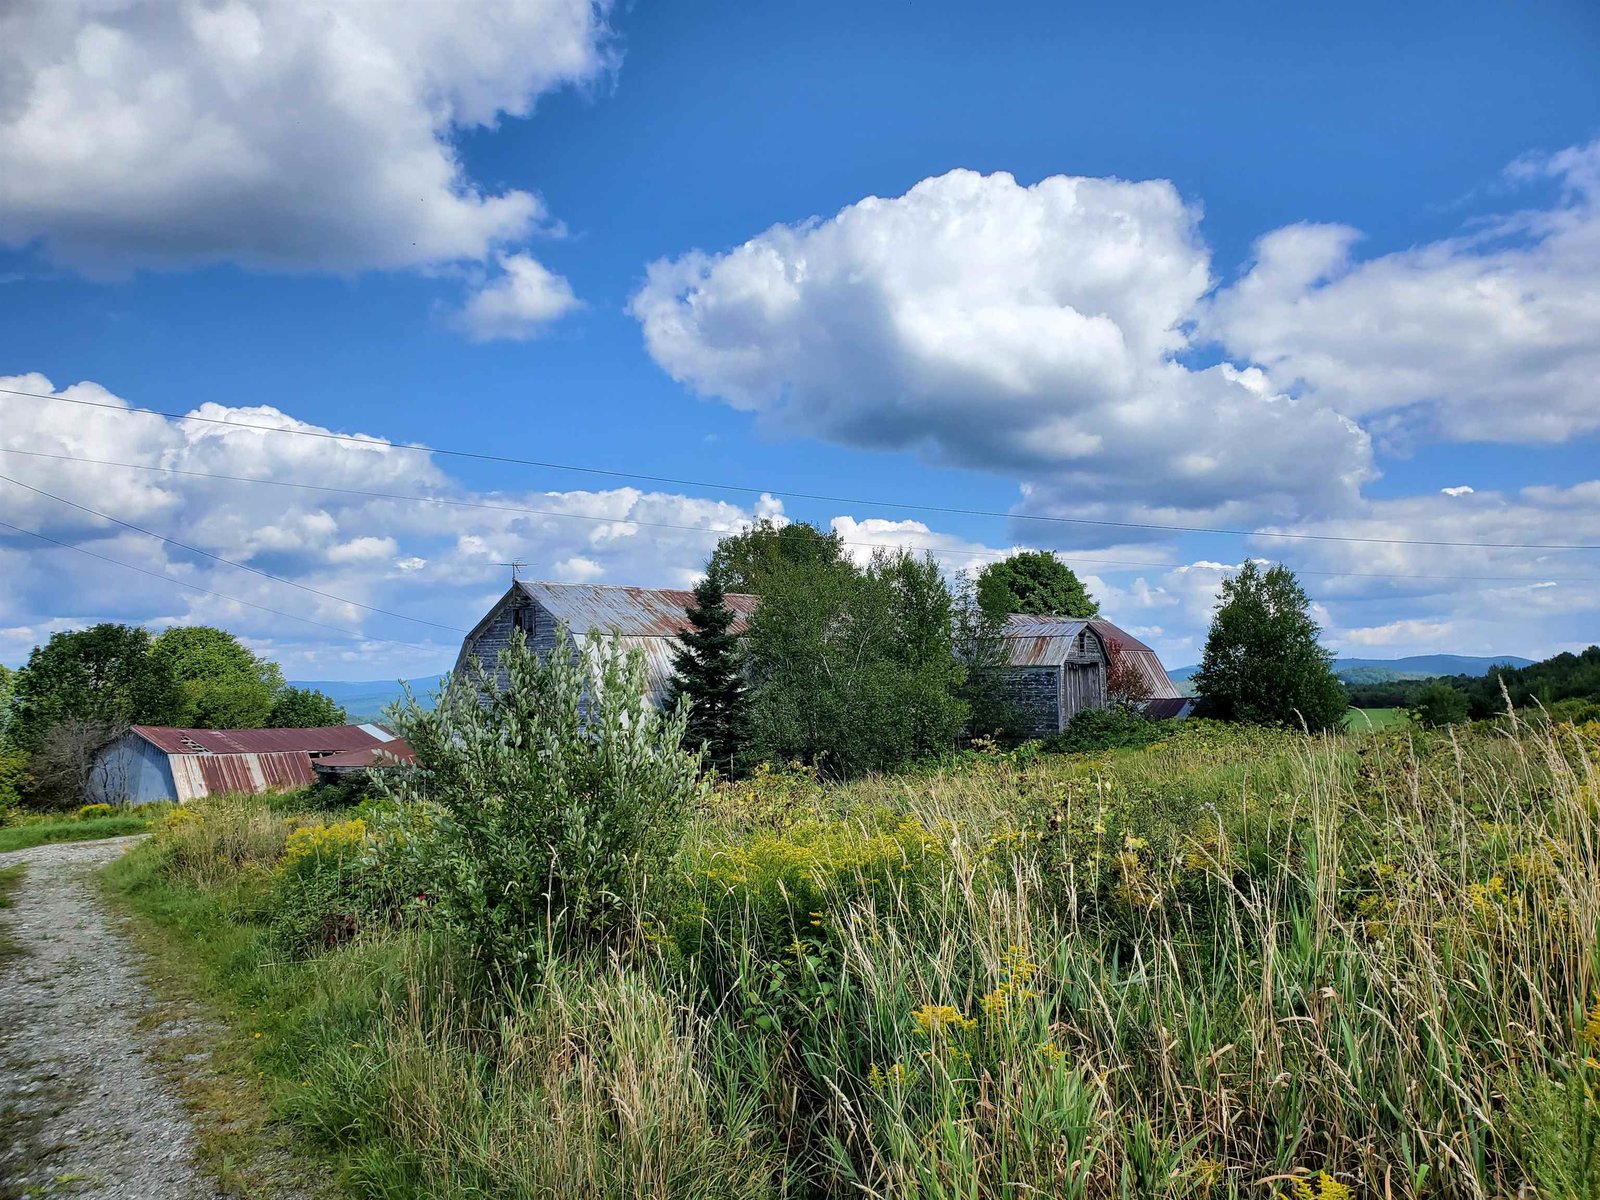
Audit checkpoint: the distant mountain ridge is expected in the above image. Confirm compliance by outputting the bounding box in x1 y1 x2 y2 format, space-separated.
1168 654 1534 687
289 675 444 724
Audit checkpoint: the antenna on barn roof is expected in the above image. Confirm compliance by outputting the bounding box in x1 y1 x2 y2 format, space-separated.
496 560 528 583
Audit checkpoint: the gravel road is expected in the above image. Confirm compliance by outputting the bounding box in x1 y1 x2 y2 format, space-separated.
0 836 220 1199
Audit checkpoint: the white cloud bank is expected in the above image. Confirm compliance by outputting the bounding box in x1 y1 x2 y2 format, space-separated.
631 142 1600 540
0 0 608 332
632 169 1375 528
1204 141 1600 445
0 372 785 677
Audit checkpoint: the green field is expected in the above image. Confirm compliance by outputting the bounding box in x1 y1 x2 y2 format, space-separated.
104 717 1600 1198
1343 705 1409 731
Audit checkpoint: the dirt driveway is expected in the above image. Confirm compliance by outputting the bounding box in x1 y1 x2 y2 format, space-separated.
0 836 218 1199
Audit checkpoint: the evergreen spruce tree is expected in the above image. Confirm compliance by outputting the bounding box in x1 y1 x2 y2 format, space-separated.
667 577 748 775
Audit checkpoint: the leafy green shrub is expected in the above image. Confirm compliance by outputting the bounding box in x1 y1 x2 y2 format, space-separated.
77 801 115 819
1037 705 1177 754
1410 680 1471 727
385 630 704 979
269 817 369 951
0 751 31 819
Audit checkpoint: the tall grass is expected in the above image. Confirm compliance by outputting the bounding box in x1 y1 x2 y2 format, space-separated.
114 718 1600 1198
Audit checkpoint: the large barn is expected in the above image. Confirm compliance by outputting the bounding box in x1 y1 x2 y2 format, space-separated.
455 579 1184 737
454 580 759 705
996 616 1188 737
88 723 413 805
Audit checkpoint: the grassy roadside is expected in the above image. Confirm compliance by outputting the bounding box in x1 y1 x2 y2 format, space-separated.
0 864 24 967
0 806 169 853
100 849 339 1200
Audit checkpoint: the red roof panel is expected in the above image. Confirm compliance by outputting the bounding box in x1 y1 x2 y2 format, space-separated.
130 724 398 755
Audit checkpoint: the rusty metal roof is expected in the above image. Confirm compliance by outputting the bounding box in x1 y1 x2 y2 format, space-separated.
996 615 1181 700
517 581 757 637
130 723 399 756
312 740 417 770
1000 615 1093 668
167 750 318 803
1089 618 1181 700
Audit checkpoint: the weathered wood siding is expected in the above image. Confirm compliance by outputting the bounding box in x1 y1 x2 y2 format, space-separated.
457 594 561 694
1060 628 1108 724
996 627 1110 735
999 666 1063 738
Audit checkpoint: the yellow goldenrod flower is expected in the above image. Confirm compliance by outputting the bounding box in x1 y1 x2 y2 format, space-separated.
911 1003 976 1036
1582 999 1600 1046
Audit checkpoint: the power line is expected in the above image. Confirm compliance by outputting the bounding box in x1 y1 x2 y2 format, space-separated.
6 445 1600 586
0 473 467 633
5 384 1598 553
0 518 444 651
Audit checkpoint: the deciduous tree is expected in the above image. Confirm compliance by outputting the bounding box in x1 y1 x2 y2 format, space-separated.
1104 635 1153 708
1410 681 1470 728
706 519 844 595
976 551 1098 620
152 626 284 728
1192 562 1347 731
7 624 181 754
268 686 348 729
742 549 966 777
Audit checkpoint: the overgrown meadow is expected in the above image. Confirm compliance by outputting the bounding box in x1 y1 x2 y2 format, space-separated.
109 640 1600 1199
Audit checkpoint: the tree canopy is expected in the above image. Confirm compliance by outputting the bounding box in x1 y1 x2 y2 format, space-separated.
152 626 285 728
1192 562 1347 732
1410 681 1470 728
976 551 1099 620
5 624 183 753
705 519 844 595
268 686 349 729
742 549 966 778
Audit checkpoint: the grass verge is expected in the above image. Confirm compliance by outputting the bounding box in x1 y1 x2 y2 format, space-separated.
0 809 167 853
0 863 24 967
100 851 337 1199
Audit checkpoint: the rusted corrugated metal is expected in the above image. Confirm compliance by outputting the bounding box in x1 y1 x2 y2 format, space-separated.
1089 618 1181 700
130 723 398 755
167 751 317 801
1000 615 1093 668
312 740 417 770
518 581 758 637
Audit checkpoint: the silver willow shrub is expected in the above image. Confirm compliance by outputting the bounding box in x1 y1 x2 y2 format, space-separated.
385 630 705 976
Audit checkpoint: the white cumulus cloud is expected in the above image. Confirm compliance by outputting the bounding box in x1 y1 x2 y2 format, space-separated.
458 253 582 340
631 168 1375 527
0 0 609 285
1204 140 1600 444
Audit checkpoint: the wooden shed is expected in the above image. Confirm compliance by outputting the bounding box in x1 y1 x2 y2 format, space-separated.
996 616 1184 737
88 723 413 805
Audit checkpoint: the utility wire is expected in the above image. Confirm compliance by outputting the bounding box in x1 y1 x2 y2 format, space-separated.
4 446 1598 587
5 384 1598 553
0 518 444 651
0 472 468 633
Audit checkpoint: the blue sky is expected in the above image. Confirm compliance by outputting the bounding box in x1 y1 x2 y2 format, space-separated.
1 0 1597 681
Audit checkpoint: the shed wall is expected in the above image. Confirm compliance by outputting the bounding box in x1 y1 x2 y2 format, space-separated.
999 667 1063 737
88 734 177 805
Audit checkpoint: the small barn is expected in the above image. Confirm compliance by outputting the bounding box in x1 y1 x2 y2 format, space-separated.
454 580 758 705
89 723 413 805
996 616 1186 738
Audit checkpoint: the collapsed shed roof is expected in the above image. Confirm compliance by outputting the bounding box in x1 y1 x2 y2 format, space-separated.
129 723 401 756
